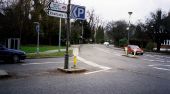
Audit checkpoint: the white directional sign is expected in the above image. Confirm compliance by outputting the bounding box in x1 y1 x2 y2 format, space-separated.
47 10 67 19
49 2 67 12
71 5 86 20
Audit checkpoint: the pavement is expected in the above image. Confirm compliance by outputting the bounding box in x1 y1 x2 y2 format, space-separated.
0 45 80 76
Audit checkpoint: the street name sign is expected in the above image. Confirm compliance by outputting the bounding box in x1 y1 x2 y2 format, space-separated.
71 5 86 20
49 2 67 12
47 10 67 19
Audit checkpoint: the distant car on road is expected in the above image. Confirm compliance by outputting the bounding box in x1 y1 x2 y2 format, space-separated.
0 44 26 63
125 45 144 55
104 42 109 46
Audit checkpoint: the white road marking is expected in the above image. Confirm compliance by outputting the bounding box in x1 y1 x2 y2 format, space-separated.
143 59 155 62
77 51 111 74
77 56 111 70
148 64 170 67
148 64 162 67
73 47 111 74
73 47 112 74
153 67 170 71
148 64 170 71
84 69 108 75
143 59 167 63
145 54 170 59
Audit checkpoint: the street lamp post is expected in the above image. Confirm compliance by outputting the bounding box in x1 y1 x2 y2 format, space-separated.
64 0 71 69
128 12 132 45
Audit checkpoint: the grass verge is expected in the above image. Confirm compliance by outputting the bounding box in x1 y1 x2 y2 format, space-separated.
21 45 65 53
26 50 73 59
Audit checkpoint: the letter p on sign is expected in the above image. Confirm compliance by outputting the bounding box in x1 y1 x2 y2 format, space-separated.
78 8 84 17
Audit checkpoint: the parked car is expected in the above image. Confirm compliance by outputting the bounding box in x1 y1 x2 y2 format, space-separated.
125 45 144 55
0 44 26 63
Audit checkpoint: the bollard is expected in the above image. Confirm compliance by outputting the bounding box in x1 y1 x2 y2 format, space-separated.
125 47 128 55
133 49 137 56
73 56 77 68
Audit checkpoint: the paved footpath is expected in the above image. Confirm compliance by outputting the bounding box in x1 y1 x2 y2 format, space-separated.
0 46 76 77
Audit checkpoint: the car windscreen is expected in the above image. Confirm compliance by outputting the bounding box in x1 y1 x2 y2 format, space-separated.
130 45 140 49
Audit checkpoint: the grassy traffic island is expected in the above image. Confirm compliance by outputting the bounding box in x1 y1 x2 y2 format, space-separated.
21 45 73 59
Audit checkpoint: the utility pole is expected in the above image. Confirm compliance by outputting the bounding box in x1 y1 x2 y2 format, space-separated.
64 0 71 69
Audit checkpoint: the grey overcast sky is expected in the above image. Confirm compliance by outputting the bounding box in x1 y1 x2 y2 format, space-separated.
68 0 170 24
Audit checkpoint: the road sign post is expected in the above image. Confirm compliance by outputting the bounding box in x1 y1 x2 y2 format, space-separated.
59 18 61 52
64 0 71 69
34 22 40 55
46 1 86 69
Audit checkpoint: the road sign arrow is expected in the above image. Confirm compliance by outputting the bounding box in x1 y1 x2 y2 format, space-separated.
73 6 78 18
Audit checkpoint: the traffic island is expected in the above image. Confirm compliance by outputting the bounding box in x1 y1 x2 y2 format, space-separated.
122 54 139 58
0 70 10 79
57 67 86 73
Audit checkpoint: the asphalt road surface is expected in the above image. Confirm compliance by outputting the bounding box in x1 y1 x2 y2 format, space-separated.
0 44 170 94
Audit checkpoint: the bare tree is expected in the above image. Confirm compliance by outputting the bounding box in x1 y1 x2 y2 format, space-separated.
87 9 102 42
146 9 167 51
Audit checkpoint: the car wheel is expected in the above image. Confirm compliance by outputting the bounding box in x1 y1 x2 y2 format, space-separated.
12 55 20 63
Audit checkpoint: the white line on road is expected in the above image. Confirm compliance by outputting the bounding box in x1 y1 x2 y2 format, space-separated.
84 69 109 75
77 56 111 75
143 58 170 63
153 67 170 71
74 47 111 75
148 64 170 71
145 54 170 59
77 56 111 70
148 64 162 67
148 64 170 67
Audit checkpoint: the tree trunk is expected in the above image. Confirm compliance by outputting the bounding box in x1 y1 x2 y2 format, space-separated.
156 42 161 52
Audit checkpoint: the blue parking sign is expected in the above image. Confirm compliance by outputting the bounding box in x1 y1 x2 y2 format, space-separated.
36 24 40 32
71 5 86 20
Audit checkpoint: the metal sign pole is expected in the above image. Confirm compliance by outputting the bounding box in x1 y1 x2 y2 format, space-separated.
37 30 39 55
34 22 40 55
64 0 71 69
59 18 61 52
82 22 84 42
